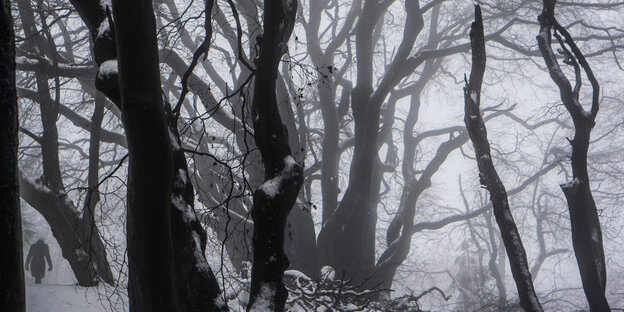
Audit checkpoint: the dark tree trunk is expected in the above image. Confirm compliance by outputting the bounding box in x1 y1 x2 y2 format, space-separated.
246 0 303 311
111 0 178 310
165 105 228 312
537 1 610 311
16 0 114 286
0 0 25 310
316 0 425 286
69 0 227 308
464 6 542 312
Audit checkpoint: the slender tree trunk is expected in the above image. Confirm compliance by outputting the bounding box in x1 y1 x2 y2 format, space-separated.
0 0 25 309
246 0 303 310
464 6 542 311
536 1 609 310
111 1 178 310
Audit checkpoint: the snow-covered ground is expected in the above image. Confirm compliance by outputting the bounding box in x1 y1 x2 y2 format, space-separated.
26 280 127 312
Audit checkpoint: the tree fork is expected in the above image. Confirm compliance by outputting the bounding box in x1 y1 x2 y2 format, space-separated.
536 1 609 310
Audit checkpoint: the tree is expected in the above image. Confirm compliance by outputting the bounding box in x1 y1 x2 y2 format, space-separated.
15 0 114 286
111 0 179 309
463 5 542 311
0 0 25 310
536 0 610 310
246 0 304 310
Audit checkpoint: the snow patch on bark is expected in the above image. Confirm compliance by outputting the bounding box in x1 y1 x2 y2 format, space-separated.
97 60 117 79
592 228 600 243
249 283 275 311
168 128 181 150
75 248 88 261
96 18 110 39
175 168 188 188
191 232 211 273
470 91 479 103
171 195 197 223
258 155 299 198
23 175 52 194
561 177 581 189
213 295 226 310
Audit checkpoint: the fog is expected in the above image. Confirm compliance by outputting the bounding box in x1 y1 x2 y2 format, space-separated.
4 0 624 311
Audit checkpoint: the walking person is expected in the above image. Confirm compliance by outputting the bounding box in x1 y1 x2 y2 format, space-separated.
25 238 53 284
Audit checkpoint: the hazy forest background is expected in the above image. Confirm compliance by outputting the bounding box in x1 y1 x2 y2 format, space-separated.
2 0 624 311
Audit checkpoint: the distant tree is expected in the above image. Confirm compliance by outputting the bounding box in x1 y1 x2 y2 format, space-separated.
0 0 25 310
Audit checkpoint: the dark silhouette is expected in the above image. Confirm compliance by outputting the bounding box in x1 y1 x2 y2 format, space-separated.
25 239 53 284
0 0 25 309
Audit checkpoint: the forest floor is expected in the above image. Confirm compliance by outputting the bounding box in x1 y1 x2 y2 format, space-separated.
26 281 126 312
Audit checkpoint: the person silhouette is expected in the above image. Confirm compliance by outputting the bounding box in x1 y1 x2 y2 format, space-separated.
25 239 53 284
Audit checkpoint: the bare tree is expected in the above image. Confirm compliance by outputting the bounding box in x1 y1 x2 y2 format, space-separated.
536 0 610 311
463 5 542 311
111 0 179 309
246 0 303 310
15 0 114 286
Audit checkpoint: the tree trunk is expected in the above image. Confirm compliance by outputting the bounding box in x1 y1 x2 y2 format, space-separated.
536 1 610 310
0 0 25 309
246 0 303 311
111 0 178 310
165 104 228 312
464 6 542 311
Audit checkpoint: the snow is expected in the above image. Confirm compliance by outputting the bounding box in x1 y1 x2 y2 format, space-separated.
97 60 117 79
592 228 600 243
214 295 227 310
171 195 197 223
23 175 52 194
479 154 490 161
96 19 110 39
259 176 281 198
16 56 38 66
470 91 478 103
561 177 581 189
284 270 311 282
169 128 181 150
175 168 188 188
258 156 299 198
320 266 335 281
26 283 126 312
249 283 275 312
469 115 478 120
191 232 211 273
75 248 88 261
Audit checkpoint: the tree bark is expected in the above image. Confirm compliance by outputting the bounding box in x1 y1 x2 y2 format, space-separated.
0 0 25 309
111 0 177 310
246 0 303 311
464 6 542 311
536 1 610 310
